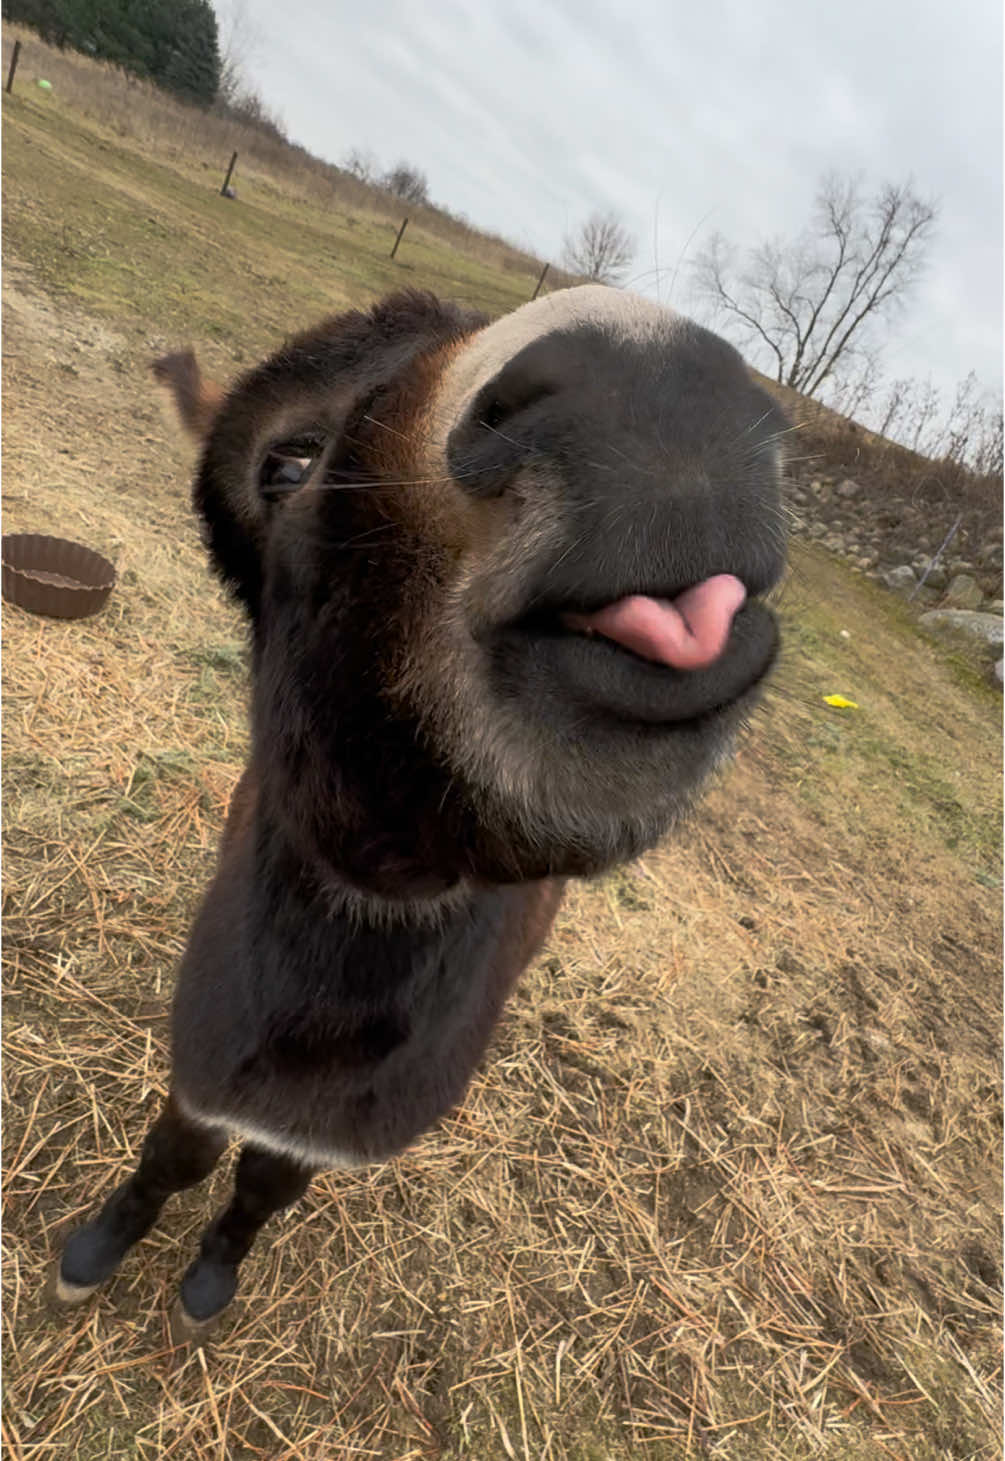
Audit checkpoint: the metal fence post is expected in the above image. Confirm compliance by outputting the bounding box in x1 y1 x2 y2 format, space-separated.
6 39 22 95
531 262 549 300
220 151 238 196
390 217 409 259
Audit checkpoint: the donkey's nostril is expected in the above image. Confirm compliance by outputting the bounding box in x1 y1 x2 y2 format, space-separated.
446 336 574 496
474 379 557 435
477 396 510 432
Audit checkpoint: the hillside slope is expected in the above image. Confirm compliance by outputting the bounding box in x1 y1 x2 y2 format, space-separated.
3 73 1002 1461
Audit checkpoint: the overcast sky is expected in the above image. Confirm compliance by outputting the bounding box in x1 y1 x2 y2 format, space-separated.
226 0 1002 411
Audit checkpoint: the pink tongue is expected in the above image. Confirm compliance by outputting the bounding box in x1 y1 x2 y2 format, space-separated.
564 574 747 670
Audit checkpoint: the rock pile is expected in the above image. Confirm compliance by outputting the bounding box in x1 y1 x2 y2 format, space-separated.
783 469 1003 680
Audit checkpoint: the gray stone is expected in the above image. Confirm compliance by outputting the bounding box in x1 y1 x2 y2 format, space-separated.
913 585 941 607
921 564 948 591
807 522 828 540
996 658 1004 687
882 565 917 595
978 542 1004 570
944 573 984 610
919 611 1005 647
990 600 1004 615
822 533 846 553
948 558 975 576
836 477 863 498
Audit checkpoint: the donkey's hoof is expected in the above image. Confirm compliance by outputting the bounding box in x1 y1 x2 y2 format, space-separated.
49 1267 101 1306
169 1296 223 1347
175 1258 238 1337
56 1223 128 1299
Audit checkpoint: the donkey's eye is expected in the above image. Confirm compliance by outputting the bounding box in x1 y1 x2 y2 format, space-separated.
274 432 328 457
259 433 329 498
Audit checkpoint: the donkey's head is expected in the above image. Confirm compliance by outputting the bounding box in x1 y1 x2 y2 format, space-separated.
156 286 786 896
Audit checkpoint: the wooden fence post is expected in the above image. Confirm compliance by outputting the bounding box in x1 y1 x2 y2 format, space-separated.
220 151 238 196
390 217 409 259
6 39 22 95
531 262 550 300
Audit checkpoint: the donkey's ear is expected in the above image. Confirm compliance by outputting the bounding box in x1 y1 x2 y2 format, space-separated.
152 350 226 442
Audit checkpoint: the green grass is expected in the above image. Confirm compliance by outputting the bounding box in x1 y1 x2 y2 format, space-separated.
768 548 1002 876
3 94 542 367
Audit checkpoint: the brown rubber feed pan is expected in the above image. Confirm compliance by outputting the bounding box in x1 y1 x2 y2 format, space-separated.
2 534 116 620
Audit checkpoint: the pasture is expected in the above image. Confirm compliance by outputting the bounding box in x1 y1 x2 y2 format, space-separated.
2 56 1002 1461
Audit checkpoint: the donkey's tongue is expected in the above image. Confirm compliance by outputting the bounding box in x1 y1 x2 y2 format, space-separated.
563 574 747 670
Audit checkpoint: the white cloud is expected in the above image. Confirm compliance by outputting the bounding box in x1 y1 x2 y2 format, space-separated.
228 0 1002 400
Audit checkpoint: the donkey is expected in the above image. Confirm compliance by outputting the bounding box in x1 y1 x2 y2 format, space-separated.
56 284 787 1339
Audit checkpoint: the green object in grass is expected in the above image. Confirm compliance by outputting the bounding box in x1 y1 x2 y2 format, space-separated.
36 78 52 92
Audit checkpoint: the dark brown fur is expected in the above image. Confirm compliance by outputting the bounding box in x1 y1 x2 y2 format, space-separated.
151 350 226 439
59 287 787 1334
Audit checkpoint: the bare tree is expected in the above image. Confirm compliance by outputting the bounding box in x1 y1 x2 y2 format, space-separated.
214 0 261 107
940 372 989 465
905 379 942 454
692 174 938 398
342 148 379 186
827 348 882 421
211 0 286 137
877 376 913 440
870 371 1002 473
974 405 1003 478
562 210 636 284
381 162 430 206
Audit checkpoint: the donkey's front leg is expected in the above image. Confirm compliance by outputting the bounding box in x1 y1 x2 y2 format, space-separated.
57 1095 227 1304
173 1144 315 1341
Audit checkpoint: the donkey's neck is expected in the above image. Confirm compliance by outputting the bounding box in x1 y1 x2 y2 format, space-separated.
248 785 483 955
234 800 530 1043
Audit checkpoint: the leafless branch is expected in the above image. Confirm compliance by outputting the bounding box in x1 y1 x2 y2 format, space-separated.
381 161 430 206
691 172 938 400
562 210 636 285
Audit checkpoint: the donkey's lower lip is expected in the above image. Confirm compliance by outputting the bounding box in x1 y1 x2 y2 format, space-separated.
496 601 779 726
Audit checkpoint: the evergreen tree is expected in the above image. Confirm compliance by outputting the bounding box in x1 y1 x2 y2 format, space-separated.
2 0 221 105
159 0 220 105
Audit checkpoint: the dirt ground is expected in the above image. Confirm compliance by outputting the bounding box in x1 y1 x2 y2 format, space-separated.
2 76 1002 1461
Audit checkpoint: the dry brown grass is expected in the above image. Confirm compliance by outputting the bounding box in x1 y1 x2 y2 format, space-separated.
3 72 1003 1461
752 374 1002 562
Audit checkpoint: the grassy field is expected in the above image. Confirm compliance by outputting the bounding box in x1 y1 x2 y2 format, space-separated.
2 53 1002 1461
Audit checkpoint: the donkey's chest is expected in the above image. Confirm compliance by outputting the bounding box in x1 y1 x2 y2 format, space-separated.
169 877 559 1170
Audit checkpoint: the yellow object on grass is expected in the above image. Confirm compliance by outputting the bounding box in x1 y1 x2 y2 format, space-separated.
823 694 860 710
